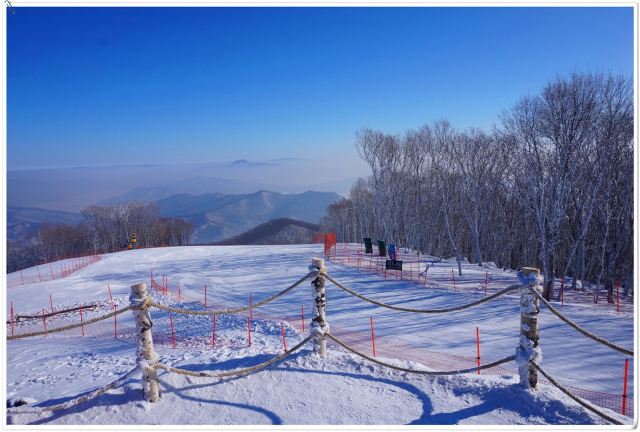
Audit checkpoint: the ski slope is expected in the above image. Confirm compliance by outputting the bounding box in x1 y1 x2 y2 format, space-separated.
5 244 634 425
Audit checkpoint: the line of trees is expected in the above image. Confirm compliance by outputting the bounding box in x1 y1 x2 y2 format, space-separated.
7 203 193 272
322 73 633 302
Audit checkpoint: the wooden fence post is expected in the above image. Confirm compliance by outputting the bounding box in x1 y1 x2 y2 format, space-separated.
516 267 542 390
130 283 160 402
310 258 329 358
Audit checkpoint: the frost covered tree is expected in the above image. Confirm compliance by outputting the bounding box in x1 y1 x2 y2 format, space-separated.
323 72 632 299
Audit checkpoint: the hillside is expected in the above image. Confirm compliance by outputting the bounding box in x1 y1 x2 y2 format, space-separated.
156 190 340 243
211 218 320 245
5 245 632 425
7 206 83 243
100 177 266 204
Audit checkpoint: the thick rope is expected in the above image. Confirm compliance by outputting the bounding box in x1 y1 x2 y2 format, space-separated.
530 288 633 356
11 303 98 323
327 333 515 375
325 274 520 314
7 305 133 340
6 366 138 414
153 334 313 378
533 363 623 425
149 271 316 316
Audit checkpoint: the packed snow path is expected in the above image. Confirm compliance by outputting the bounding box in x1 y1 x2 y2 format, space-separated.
5 245 634 425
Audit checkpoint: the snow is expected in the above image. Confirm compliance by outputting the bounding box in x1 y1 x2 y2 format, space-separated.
5 244 634 425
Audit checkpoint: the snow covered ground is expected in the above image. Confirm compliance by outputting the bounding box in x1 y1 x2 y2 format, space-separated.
5 244 635 425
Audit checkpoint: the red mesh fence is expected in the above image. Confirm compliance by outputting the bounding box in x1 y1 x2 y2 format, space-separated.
7 256 633 420
7 254 102 289
147 266 633 419
327 245 634 312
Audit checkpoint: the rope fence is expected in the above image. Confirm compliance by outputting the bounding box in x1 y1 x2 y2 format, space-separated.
325 274 520 314
6 256 633 425
530 288 633 356
327 333 516 375
534 363 623 425
326 242 633 313
148 271 316 316
154 335 313 379
7 305 133 340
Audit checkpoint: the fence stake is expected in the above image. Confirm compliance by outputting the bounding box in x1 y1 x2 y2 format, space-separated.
130 283 160 402
249 292 252 321
451 269 456 291
247 316 252 347
622 358 629 415
561 275 564 307
616 280 620 314
113 303 117 338
301 304 305 333
80 305 84 336
424 266 428 286
37 266 42 282
370 317 376 357
20 270 24 285
281 323 287 352
211 314 216 350
170 314 176 349
178 282 181 301
476 327 481 374
49 264 54 280
204 285 207 307
42 308 47 336
10 302 14 336
49 293 54 314
485 272 488 296
108 284 114 307
310 258 328 358
516 267 542 390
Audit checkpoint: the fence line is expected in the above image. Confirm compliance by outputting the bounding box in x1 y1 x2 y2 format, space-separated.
327 333 516 375
326 244 633 312
534 363 623 425
530 288 634 356
325 274 520 314
7 305 133 340
154 335 313 379
6 256 633 424
7 255 102 289
147 271 316 317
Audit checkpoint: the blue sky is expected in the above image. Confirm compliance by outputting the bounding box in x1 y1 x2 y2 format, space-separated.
7 7 634 169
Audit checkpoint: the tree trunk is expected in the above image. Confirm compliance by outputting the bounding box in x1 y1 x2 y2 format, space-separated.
543 255 555 300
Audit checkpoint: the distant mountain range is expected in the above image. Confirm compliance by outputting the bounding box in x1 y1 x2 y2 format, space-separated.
7 206 84 243
8 189 341 245
156 190 340 243
8 159 361 212
100 177 266 204
211 218 320 245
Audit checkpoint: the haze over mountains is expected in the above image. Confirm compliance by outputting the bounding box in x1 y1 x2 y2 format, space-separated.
7 189 341 244
213 218 320 245
8 158 362 211
155 190 339 243
7 158 354 244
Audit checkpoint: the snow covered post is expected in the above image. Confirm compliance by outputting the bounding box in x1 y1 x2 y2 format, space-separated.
309 258 329 358
130 283 160 402
516 267 543 390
